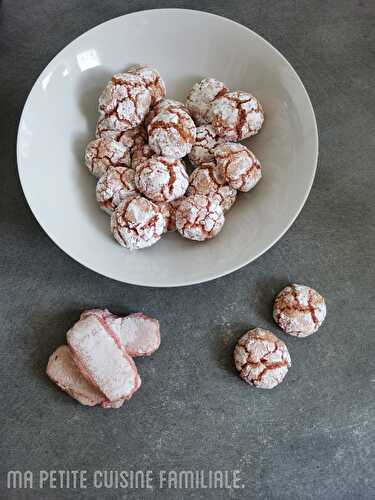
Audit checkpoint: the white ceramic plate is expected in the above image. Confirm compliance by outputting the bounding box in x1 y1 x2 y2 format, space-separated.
17 9 318 287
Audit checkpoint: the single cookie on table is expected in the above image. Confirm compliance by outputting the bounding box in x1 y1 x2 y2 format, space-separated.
234 328 291 389
156 199 182 233
96 124 147 153
213 142 261 192
96 167 137 214
135 157 188 203
273 284 327 337
186 78 228 125
131 144 156 170
187 161 237 212
148 107 196 159
127 64 166 106
188 124 222 167
145 98 188 128
111 195 165 250
85 137 131 178
176 194 225 241
97 73 151 133
209 90 264 141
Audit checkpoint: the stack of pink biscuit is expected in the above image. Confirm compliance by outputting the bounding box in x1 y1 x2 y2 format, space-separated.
46 309 160 408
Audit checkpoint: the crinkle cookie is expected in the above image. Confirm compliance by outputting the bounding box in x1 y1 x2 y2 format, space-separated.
187 161 237 212
188 124 221 167
148 107 196 159
97 73 151 133
127 64 166 105
156 199 182 233
234 328 291 389
273 284 327 337
213 142 261 192
85 137 131 178
135 157 188 203
96 167 137 214
131 144 156 170
111 195 165 250
186 78 228 125
209 90 264 141
145 98 188 128
176 194 225 241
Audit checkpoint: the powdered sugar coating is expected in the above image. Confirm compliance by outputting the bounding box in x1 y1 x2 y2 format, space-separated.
213 142 262 192
273 284 327 337
145 99 188 128
157 199 181 232
188 124 221 167
209 91 264 141
234 328 291 389
186 78 228 125
98 73 151 132
127 64 166 106
148 107 196 159
96 167 137 214
96 124 147 153
135 157 188 203
176 194 225 241
85 137 131 178
67 315 140 402
131 144 156 170
111 195 165 250
187 162 237 212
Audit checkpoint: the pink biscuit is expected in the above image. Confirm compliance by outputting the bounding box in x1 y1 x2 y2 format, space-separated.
67 315 140 402
81 309 161 357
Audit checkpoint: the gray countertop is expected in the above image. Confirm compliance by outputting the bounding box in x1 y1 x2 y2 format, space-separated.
1 1 375 499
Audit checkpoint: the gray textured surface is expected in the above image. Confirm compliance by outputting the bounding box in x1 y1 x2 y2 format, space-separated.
1 1 375 499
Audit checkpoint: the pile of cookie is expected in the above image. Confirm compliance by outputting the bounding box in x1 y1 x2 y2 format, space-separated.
234 284 327 389
84 64 264 250
47 309 160 408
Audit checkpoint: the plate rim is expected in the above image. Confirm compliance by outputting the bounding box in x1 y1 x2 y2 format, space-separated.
16 8 319 288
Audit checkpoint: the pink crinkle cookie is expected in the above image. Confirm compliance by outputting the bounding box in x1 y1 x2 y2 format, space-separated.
213 142 262 192
96 167 137 214
111 195 165 250
126 64 166 106
85 137 131 178
209 90 264 141
135 157 188 203
97 73 151 133
145 98 188 128
67 315 140 402
176 194 225 241
131 144 156 170
187 161 237 213
96 124 147 154
156 199 182 233
186 78 228 125
188 124 221 167
273 284 327 337
234 328 291 389
81 309 161 357
148 107 196 159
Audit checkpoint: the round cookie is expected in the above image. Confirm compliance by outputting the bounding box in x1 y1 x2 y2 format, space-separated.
131 144 156 170
98 73 151 133
85 137 131 178
145 99 188 128
111 195 165 250
187 161 237 212
157 199 182 233
96 167 137 214
234 328 291 389
176 194 225 241
148 107 196 159
209 91 264 141
127 64 166 105
273 284 327 337
135 157 188 203
188 124 221 167
186 78 228 125
96 124 147 154
213 142 261 192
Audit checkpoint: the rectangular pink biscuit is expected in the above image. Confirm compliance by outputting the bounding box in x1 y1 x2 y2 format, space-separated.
67 315 139 402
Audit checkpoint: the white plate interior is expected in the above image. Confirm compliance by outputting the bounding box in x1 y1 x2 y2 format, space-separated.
17 9 318 287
